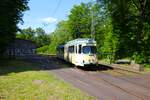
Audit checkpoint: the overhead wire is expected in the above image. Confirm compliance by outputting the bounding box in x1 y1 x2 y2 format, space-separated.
52 0 61 17
42 0 61 28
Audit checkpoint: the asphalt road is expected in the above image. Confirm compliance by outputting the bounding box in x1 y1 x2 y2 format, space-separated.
26 55 150 100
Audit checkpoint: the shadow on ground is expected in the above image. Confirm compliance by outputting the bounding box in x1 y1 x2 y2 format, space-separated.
0 55 68 75
77 64 113 71
56 58 113 71
0 54 114 75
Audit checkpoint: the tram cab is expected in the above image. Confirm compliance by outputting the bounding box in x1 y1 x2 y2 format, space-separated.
63 38 98 67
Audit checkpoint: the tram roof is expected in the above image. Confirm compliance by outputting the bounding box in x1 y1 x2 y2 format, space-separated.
65 38 96 46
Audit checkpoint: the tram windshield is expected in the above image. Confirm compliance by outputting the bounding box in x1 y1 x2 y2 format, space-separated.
83 46 97 54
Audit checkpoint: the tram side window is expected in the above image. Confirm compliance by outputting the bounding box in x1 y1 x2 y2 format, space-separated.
68 46 74 53
78 45 81 54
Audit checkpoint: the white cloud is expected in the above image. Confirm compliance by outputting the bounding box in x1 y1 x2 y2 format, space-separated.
39 17 58 24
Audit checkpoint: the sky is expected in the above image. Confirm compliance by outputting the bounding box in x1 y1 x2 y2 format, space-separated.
19 0 91 33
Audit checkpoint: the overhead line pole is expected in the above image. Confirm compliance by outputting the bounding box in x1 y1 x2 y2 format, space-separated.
91 0 96 39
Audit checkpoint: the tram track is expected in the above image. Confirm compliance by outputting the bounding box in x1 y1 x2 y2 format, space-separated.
102 69 150 90
52 67 143 100
63 60 150 97
75 67 150 100
75 64 150 90
72 68 144 100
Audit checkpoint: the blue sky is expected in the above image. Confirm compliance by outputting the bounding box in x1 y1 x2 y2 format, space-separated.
19 0 91 33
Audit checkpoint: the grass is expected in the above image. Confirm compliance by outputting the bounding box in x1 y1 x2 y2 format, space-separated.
0 60 94 100
142 64 150 74
144 64 150 68
99 59 111 65
143 68 150 74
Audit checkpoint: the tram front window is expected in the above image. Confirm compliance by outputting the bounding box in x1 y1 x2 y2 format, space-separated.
83 46 96 54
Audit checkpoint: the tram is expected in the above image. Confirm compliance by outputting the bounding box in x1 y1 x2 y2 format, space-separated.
57 38 98 66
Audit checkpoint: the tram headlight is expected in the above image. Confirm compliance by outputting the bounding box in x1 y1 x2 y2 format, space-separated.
89 59 91 63
92 59 94 62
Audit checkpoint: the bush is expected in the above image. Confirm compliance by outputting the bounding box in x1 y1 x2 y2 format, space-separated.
36 45 49 54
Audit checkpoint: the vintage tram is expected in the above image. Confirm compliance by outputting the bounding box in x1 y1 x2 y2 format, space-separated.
57 38 98 66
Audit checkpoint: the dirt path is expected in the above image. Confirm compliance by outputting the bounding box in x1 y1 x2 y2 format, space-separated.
26 55 150 100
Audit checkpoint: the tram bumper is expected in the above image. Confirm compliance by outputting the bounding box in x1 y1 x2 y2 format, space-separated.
84 62 98 66
77 60 97 67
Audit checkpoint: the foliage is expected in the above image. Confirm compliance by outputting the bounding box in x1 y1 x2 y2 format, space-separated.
68 3 92 38
36 45 49 54
16 27 35 40
103 0 150 63
35 28 51 47
0 0 29 55
101 32 119 63
48 21 73 54
17 27 51 47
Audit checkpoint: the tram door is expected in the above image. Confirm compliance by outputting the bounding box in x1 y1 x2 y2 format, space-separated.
72 45 77 64
75 44 82 64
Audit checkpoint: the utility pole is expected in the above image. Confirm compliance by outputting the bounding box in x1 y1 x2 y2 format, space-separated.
91 0 95 39
91 0 101 39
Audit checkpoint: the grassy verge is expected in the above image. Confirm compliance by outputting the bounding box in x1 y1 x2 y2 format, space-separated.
144 64 150 68
99 59 150 74
142 64 150 74
0 60 94 100
99 59 111 65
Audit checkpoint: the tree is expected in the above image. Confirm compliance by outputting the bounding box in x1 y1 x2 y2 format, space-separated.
48 21 72 54
104 0 150 63
0 0 29 55
130 0 150 63
17 27 35 40
17 27 51 47
68 3 92 38
35 28 51 47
